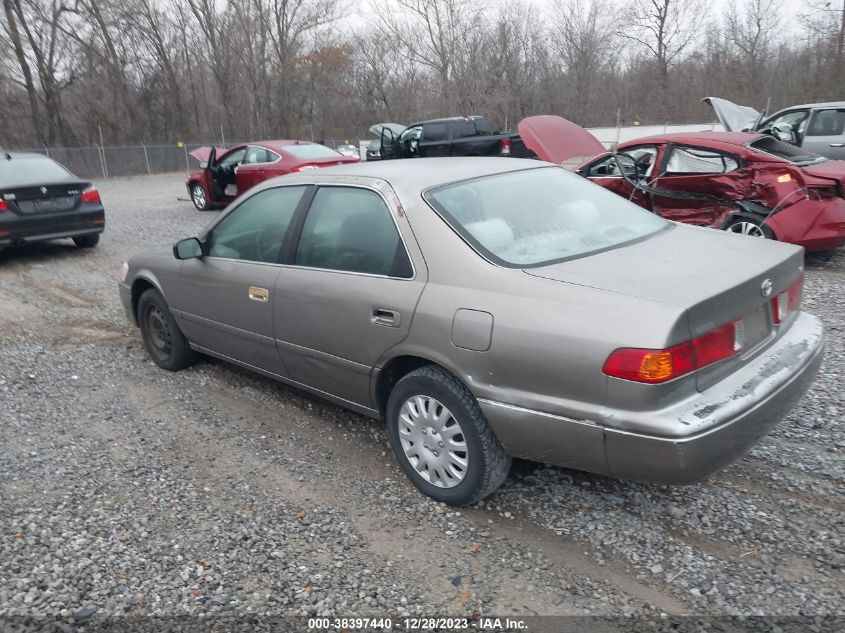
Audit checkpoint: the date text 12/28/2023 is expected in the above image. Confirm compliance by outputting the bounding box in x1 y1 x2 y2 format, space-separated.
307 617 529 631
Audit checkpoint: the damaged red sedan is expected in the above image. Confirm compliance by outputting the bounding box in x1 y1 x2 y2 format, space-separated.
186 141 358 210
520 117 845 253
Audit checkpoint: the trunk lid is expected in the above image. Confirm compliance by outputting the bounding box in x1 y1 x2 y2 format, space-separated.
525 224 804 390
518 115 606 167
703 97 762 132
1 181 90 215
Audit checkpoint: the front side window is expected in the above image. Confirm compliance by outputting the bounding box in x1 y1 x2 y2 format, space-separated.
218 148 245 168
587 146 657 179
400 126 422 143
764 110 809 138
453 120 476 138
664 147 739 175
207 186 306 262
295 187 412 277
425 167 667 267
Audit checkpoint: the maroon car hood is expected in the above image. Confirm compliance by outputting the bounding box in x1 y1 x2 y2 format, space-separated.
518 115 605 165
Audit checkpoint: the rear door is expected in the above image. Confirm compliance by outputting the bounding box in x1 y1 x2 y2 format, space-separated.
418 122 451 157
236 146 279 192
172 185 309 376
273 184 426 408
650 145 743 227
802 108 845 160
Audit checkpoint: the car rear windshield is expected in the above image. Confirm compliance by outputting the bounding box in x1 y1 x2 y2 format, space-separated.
0 156 73 187
282 144 341 159
749 136 827 165
425 167 668 267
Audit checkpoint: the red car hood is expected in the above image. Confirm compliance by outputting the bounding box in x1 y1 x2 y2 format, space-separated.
518 115 605 166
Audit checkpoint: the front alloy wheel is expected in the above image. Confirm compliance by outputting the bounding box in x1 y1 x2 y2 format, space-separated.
191 184 208 210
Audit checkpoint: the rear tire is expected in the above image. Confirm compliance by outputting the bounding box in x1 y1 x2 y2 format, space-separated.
138 288 198 371
724 216 774 240
73 234 100 248
386 365 511 506
191 183 210 211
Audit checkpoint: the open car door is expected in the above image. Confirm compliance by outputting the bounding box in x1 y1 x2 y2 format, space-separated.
370 123 405 161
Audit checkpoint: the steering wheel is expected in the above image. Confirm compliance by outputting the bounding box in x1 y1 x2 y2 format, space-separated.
613 151 641 181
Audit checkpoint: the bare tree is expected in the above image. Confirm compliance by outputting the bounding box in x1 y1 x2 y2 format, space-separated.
620 0 707 92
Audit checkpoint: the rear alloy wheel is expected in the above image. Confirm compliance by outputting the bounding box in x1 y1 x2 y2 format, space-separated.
386 366 511 506
191 183 209 210
138 288 198 371
725 217 773 239
73 234 100 248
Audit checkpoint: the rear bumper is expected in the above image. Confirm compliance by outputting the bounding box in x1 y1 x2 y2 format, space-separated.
480 311 825 484
0 207 105 246
771 197 845 253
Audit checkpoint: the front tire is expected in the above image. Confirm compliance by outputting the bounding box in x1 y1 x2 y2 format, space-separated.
138 288 198 371
386 366 511 506
73 234 100 248
191 183 210 211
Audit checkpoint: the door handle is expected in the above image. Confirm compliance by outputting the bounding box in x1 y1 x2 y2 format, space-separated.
830 143 844 147
248 286 269 302
371 308 400 327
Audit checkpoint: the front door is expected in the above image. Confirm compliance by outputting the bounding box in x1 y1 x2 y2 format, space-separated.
583 145 656 210
418 122 450 157
171 185 309 375
273 184 426 408
650 145 744 227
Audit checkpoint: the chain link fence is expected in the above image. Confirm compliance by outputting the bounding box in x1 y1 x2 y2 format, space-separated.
11 124 719 180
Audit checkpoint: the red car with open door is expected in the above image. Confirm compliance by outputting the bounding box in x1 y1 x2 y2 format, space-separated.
517 116 845 253
186 141 358 210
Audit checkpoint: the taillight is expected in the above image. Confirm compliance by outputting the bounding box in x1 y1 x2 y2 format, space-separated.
772 274 803 324
500 138 511 156
291 165 319 173
0 199 7 212
80 187 101 203
603 319 744 384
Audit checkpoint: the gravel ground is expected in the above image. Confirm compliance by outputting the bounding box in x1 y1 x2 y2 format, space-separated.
0 174 842 628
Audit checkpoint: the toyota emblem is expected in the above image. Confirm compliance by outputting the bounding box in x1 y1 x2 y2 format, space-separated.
761 279 773 297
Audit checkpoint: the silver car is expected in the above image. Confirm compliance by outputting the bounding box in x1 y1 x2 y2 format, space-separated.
118 158 824 506
707 97 845 160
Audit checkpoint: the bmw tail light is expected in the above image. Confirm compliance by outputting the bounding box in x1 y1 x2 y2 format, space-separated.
500 138 511 156
603 319 744 384
772 275 803 324
80 187 101 203
0 199 7 212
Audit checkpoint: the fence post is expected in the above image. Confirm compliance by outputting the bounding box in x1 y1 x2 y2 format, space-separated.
143 144 151 176
98 126 108 179
184 145 189 170
44 146 50 158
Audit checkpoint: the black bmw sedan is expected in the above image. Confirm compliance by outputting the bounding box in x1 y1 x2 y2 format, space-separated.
0 151 105 249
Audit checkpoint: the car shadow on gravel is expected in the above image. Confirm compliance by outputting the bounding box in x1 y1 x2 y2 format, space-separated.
0 240 91 265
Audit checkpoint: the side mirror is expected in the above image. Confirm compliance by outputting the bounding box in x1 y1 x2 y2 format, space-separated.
199 161 208 169
173 237 203 260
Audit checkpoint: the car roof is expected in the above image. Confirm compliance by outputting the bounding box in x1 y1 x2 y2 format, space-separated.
409 116 486 126
771 101 845 112
295 157 547 192
620 131 760 148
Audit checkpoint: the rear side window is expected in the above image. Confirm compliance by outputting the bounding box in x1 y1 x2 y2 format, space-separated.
244 147 280 164
423 123 449 142
295 187 412 277
208 186 306 262
664 147 739 174
425 167 667 267
0 156 73 187
807 110 845 136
